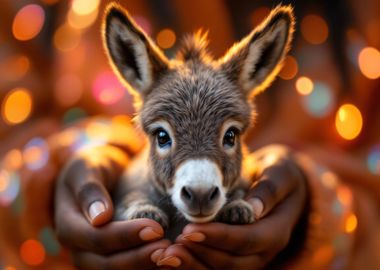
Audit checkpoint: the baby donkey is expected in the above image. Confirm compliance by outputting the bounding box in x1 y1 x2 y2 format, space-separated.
103 3 294 232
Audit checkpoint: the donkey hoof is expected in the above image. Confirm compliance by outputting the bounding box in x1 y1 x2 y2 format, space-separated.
217 199 255 224
123 204 169 228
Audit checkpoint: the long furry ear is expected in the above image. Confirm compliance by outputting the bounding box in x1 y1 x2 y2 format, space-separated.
220 5 294 97
102 3 169 96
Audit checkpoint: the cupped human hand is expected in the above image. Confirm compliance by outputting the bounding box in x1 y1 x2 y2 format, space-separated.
54 145 171 270
155 145 308 270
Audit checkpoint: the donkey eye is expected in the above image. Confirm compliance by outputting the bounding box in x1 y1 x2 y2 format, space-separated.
223 128 238 148
155 129 172 148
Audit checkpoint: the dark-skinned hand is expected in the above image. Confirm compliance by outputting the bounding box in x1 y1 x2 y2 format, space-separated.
54 145 170 270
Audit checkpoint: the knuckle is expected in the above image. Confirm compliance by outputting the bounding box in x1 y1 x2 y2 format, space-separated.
260 180 278 200
77 182 101 203
62 157 86 181
118 229 132 247
86 230 106 253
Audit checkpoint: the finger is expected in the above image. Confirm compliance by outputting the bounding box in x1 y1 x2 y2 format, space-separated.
178 223 263 255
177 241 262 270
73 239 170 270
55 183 165 254
60 157 114 226
156 244 208 270
246 159 301 218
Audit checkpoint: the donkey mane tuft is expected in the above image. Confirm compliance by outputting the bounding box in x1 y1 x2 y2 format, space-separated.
177 30 212 62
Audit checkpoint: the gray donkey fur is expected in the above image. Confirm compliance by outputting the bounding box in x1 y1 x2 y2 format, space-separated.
102 3 294 237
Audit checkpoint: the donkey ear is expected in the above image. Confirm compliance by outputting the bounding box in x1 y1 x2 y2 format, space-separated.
102 3 169 96
220 6 294 97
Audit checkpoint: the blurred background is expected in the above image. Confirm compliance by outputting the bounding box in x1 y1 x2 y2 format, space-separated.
0 0 379 269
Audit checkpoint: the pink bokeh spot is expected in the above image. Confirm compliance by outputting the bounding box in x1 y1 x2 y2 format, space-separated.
92 71 126 105
133 15 152 36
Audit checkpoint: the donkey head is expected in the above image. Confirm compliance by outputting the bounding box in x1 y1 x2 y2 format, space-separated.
103 3 294 223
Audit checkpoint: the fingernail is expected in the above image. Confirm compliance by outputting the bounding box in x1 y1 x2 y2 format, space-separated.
88 201 106 221
157 256 182 267
182 232 206 242
150 248 165 263
139 227 162 241
249 198 264 219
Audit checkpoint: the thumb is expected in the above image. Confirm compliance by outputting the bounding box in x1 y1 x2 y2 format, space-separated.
76 179 114 226
62 158 115 226
246 160 301 219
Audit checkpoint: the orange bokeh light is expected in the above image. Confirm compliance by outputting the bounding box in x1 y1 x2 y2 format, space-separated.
279 55 298 80
0 171 8 192
321 171 337 189
12 4 45 41
157 29 176 49
335 104 363 140
3 149 23 171
337 186 353 206
296 76 313 95
4 266 16 270
68 6 99 30
23 146 43 166
301 14 329 45
53 24 81 52
10 55 30 80
72 0 100 16
1 88 33 125
312 245 334 266
0 55 30 82
20 239 46 266
358 47 380 79
345 213 358 233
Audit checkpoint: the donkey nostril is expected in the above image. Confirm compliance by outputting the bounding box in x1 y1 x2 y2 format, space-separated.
209 186 220 201
181 186 193 201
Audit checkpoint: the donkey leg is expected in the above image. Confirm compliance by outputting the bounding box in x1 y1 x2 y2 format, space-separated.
122 202 169 229
115 193 169 229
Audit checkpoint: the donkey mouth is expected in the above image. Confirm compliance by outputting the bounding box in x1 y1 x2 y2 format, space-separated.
182 211 217 223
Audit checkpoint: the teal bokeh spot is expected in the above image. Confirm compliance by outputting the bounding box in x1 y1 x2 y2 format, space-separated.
367 145 380 174
302 82 334 118
63 107 87 125
39 227 61 256
10 191 24 216
332 199 343 215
